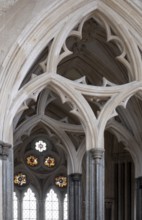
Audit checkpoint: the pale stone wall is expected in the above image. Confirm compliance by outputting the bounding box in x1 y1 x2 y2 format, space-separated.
0 0 142 69
0 0 68 67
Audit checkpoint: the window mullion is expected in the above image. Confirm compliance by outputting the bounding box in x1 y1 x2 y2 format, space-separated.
19 193 22 220
38 198 45 220
59 196 64 220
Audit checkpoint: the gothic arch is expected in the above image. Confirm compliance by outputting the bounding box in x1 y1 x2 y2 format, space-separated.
14 114 83 174
1 1 142 220
1 0 142 148
107 119 142 177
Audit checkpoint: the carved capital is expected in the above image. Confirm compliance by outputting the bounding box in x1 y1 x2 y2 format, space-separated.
0 141 11 160
105 199 113 209
136 177 142 189
91 148 104 160
69 173 82 182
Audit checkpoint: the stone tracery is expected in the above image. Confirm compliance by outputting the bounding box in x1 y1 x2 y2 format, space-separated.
1 0 142 220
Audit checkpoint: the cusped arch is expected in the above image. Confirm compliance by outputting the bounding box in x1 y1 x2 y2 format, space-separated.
47 3 141 82
0 1 141 143
4 74 98 152
14 114 79 174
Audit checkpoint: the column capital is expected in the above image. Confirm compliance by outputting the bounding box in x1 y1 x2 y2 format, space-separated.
69 173 82 182
90 148 104 160
136 177 142 189
136 176 142 219
0 141 11 160
105 199 113 209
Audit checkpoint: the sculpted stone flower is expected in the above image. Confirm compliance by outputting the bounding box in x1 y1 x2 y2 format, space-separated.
14 173 27 186
55 176 67 188
27 155 38 166
44 157 55 167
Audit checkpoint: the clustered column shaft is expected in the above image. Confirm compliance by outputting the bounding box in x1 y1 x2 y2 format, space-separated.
136 177 142 220
68 173 82 220
0 141 12 220
85 148 105 220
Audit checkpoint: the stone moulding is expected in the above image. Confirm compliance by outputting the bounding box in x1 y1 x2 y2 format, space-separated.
0 141 11 159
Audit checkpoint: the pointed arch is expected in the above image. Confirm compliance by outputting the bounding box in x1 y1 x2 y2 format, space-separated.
1 1 142 148
22 188 37 220
45 189 59 220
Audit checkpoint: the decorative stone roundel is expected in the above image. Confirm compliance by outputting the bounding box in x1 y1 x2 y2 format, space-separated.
55 176 67 188
44 157 55 167
26 155 38 166
14 173 27 186
35 140 47 152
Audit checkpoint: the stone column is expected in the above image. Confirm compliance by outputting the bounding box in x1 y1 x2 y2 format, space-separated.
38 199 45 220
19 193 22 220
85 148 105 220
68 173 82 220
0 141 13 220
59 196 64 220
136 177 142 220
0 154 3 220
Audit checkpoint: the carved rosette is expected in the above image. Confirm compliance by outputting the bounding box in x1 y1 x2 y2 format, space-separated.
44 157 55 167
55 176 67 188
14 173 27 186
26 155 38 166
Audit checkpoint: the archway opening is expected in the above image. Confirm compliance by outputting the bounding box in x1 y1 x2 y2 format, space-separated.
8 8 141 220
105 131 135 220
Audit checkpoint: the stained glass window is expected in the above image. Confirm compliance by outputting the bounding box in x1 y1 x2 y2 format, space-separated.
13 192 18 220
64 194 68 220
35 140 47 152
23 188 37 220
45 189 59 220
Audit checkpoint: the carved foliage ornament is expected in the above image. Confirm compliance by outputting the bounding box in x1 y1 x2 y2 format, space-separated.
44 156 55 167
55 176 67 188
14 173 27 186
26 155 38 167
